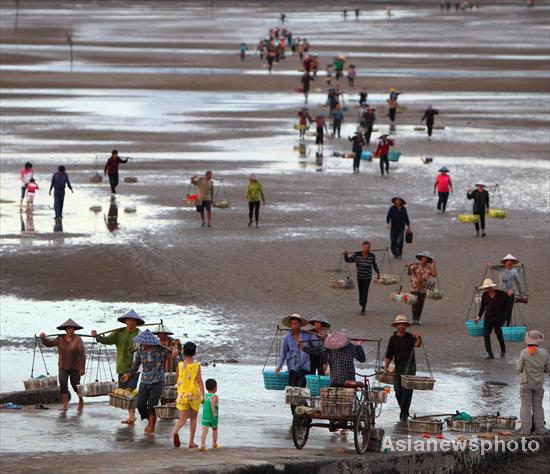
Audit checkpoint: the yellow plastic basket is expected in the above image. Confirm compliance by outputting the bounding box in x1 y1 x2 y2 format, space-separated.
458 214 479 223
488 209 507 219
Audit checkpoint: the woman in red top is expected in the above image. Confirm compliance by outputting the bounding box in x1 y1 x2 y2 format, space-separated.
433 166 453 212
374 134 394 176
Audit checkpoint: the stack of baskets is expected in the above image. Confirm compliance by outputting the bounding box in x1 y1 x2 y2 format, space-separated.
329 277 354 289
488 209 507 219
23 375 58 391
401 375 435 391
320 387 355 417
77 381 118 397
305 375 331 396
155 403 179 420
262 371 288 390
375 274 398 286
390 291 417 305
458 215 480 223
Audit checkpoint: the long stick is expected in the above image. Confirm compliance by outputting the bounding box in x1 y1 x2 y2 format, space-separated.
43 321 162 338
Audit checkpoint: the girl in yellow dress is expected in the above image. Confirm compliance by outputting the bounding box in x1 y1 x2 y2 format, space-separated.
172 342 204 448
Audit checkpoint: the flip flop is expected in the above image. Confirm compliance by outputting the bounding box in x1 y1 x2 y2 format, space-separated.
199 447 208 451
173 433 181 448
189 443 198 449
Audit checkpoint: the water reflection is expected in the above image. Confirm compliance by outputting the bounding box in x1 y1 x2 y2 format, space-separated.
53 217 63 232
105 199 119 232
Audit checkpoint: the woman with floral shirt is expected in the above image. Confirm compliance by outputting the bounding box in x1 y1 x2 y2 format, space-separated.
407 251 437 325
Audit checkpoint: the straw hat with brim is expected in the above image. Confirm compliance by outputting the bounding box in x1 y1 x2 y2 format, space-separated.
416 251 434 262
438 166 449 173
152 323 174 335
475 180 487 187
134 329 160 346
525 330 544 346
324 331 349 350
391 315 411 327
379 134 389 140
117 309 145 326
478 278 497 290
56 318 83 331
282 313 309 328
391 197 407 205
308 315 331 328
500 254 519 264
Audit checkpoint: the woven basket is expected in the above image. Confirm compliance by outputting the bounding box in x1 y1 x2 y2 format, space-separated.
408 418 443 434
375 274 398 286
493 416 517 430
89 174 103 183
515 296 528 304
109 394 136 410
465 320 484 337
285 386 311 405
426 288 443 300
165 372 177 385
23 375 58 391
155 404 179 419
262 371 288 390
162 385 177 400
89 205 102 212
458 214 479 223
213 199 231 209
401 375 435 391
329 278 354 289
501 326 526 343
375 372 395 385
488 209 507 219
78 381 118 398
305 375 330 396
123 176 138 183
446 418 483 432
366 388 388 404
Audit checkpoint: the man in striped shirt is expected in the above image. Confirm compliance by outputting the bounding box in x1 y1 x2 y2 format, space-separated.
344 241 380 315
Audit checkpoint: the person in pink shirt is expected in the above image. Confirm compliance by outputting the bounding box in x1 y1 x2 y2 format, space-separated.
25 178 39 212
19 162 34 208
433 166 453 212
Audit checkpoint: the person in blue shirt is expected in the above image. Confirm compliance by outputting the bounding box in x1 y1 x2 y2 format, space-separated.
49 165 73 220
276 314 314 387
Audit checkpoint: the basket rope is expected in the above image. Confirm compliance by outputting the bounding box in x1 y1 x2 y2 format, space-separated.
262 326 283 372
378 246 394 275
404 343 433 379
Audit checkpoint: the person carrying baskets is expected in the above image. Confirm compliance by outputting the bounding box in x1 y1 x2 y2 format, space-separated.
343 241 381 314
407 251 438 325
40 318 86 411
474 278 507 359
383 315 422 421
467 180 490 237
488 254 523 327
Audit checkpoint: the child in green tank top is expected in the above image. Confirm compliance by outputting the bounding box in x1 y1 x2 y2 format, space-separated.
199 378 219 450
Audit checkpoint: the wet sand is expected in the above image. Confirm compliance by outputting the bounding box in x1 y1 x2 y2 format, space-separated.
0 0 549 458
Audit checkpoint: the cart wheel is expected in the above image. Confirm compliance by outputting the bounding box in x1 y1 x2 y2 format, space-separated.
292 414 310 449
354 403 373 454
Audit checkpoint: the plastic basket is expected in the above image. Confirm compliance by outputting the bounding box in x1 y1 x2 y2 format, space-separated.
361 150 372 161
458 214 479 223
388 151 401 162
390 292 417 305
488 209 507 219
305 375 331 396
262 371 288 390
502 326 526 343
465 320 484 337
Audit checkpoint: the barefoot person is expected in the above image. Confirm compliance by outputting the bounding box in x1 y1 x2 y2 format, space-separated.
467 181 490 237
122 329 173 435
40 319 86 411
344 241 381 314
517 330 548 435
407 251 437 325
474 278 507 359
91 310 144 425
191 171 214 227
488 254 523 327
383 315 422 420
49 165 73 221
104 150 129 194
173 342 205 448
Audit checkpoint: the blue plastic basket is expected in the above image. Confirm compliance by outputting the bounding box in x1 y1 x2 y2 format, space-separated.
262 371 288 390
361 150 372 161
465 320 484 337
502 326 527 343
388 151 401 162
305 375 331 396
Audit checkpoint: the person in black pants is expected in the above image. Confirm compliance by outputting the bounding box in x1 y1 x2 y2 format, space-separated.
420 105 439 140
475 278 507 359
49 165 74 220
467 181 490 237
349 127 366 173
384 315 422 420
304 316 331 375
104 150 129 194
362 107 376 145
386 197 411 258
344 241 380 314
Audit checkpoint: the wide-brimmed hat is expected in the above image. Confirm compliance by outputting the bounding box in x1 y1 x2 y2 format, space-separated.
438 166 449 173
525 330 544 346
416 251 434 262
379 134 389 140
475 180 487 187
152 323 174 335
478 278 497 290
324 331 349 350
117 309 145 326
308 315 331 328
282 313 309 328
391 197 406 205
500 254 519 264
56 318 83 331
134 329 160 346
391 315 411 327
